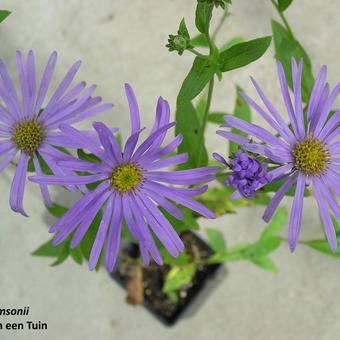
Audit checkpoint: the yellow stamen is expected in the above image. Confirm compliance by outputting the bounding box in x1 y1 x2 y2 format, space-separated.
293 137 329 175
12 120 45 155
110 163 143 192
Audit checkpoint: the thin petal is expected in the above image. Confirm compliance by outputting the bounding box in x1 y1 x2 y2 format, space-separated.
288 173 306 252
33 155 52 207
9 152 29 216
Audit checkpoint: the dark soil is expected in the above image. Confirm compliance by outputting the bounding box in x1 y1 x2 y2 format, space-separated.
111 231 221 326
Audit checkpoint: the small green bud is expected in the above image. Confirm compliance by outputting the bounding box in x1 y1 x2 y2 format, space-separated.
166 35 191 55
166 18 193 56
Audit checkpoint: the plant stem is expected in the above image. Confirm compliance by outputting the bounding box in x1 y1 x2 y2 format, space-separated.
188 48 208 59
271 0 295 39
197 77 214 166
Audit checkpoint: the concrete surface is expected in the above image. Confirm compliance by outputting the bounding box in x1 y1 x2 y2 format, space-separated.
0 1 339 339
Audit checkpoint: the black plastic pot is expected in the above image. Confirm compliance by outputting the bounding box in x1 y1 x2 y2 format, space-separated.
111 231 222 326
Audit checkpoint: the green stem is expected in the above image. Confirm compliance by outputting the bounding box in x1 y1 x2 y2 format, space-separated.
188 48 208 59
197 77 214 166
271 0 295 39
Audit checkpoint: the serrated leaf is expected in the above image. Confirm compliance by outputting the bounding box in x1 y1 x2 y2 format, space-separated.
271 20 314 102
220 36 271 72
260 207 288 240
230 86 251 154
250 255 278 272
0 10 10 23
163 264 196 293
206 228 226 253
278 0 293 12
195 3 213 34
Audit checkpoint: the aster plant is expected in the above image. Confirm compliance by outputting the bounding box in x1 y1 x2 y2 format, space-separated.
1 0 339 312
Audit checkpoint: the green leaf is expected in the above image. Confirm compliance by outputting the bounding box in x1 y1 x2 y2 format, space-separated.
229 86 251 155
260 207 288 240
220 36 271 72
191 33 209 47
271 20 314 102
244 236 281 258
0 10 10 23
176 100 208 169
196 96 207 126
250 255 278 272
219 36 244 53
163 264 197 293
195 3 213 34
278 0 293 12
70 247 83 265
177 57 215 105
160 249 190 266
206 228 226 253
304 239 340 258
178 18 190 40
32 238 65 258
207 112 228 124
77 149 101 163
47 203 68 218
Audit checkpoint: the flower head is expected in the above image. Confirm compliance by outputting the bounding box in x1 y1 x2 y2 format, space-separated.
30 84 217 271
214 150 271 198
217 58 340 252
0 51 112 216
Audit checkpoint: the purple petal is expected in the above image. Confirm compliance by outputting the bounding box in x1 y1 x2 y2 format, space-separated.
34 52 57 113
318 109 340 140
263 174 296 222
89 194 114 271
288 173 306 252
29 173 107 185
105 195 123 272
216 130 249 145
146 153 188 170
33 155 52 207
316 177 340 220
9 152 29 216
0 148 18 172
307 65 327 121
125 84 141 135
212 152 229 167
246 79 295 144
144 181 215 219
314 181 337 252
142 188 184 220
71 190 111 248
291 59 305 139
134 194 179 257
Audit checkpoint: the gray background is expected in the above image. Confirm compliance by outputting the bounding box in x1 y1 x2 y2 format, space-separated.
0 1 339 339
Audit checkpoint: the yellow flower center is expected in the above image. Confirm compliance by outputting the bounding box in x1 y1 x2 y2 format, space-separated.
12 120 45 155
110 163 143 192
293 137 329 175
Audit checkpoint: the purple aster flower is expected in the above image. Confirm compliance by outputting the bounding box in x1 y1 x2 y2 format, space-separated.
29 84 217 271
213 150 271 198
217 58 340 252
0 51 112 216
